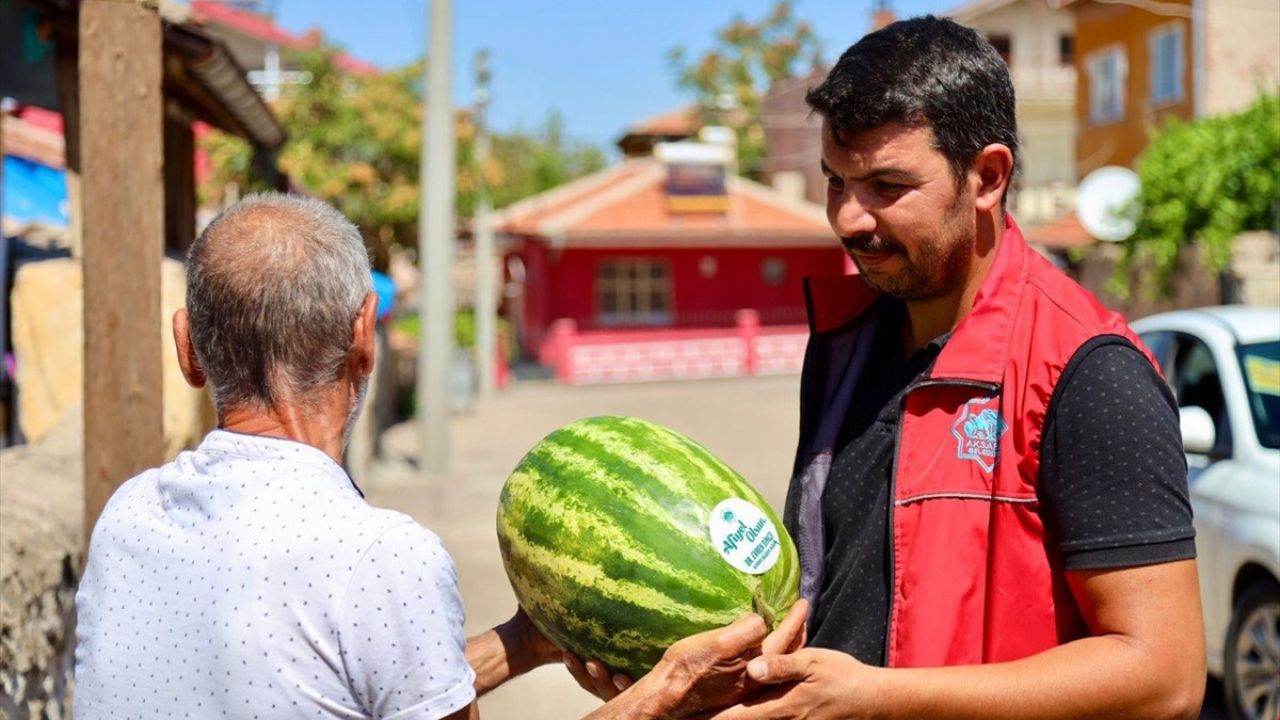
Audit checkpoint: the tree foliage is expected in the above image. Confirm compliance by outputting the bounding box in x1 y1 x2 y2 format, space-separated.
199 50 605 265
485 113 606 210
1117 93 1280 298
667 0 822 176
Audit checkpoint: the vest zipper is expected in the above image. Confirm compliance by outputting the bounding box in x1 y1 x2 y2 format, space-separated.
882 376 1000 666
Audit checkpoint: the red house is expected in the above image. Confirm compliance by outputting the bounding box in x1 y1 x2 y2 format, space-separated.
495 135 847 384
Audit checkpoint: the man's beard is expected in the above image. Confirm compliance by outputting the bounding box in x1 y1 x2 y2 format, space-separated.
341 374 370 450
847 195 975 301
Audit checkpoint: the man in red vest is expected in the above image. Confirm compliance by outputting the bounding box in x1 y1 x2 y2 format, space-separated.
700 15 1205 720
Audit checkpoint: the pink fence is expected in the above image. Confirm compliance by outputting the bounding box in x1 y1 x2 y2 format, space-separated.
543 310 810 385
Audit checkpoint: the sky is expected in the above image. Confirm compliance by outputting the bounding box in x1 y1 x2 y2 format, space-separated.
273 0 956 151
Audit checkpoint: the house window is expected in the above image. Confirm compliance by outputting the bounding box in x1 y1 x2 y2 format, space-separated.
596 259 672 326
1150 24 1185 106
1059 34 1074 66
1087 46 1127 125
760 257 787 286
987 34 1012 65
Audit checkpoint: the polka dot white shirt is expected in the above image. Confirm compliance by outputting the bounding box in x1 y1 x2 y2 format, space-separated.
74 430 476 719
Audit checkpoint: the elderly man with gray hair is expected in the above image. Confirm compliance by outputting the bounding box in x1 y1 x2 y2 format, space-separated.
73 193 555 718
73 193 800 720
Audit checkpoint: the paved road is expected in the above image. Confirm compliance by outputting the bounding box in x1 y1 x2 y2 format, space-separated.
366 375 801 719
363 375 1227 719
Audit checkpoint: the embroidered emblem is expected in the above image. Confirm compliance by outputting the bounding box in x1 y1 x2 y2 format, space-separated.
951 396 1008 472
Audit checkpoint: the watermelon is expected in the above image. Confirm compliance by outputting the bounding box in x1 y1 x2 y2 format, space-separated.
496 415 800 679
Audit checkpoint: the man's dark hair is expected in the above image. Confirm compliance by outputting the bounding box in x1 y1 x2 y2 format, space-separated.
807 16 1019 198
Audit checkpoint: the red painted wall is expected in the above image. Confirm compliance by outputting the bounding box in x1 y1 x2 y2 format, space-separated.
510 240 848 358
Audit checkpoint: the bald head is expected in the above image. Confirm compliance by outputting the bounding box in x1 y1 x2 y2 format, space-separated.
185 193 372 412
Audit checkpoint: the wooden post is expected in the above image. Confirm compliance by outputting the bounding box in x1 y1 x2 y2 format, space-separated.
163 107 196 254
55 45 83 258
80 0 166 541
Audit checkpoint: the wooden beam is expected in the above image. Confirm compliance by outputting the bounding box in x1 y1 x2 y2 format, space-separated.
163 106 196 255
80 0 166 541
55 42 83 258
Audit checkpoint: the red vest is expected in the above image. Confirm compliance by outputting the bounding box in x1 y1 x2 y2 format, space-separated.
785 217 1154 667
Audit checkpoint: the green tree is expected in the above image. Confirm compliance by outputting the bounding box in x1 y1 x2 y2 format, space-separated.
667 0 823 176
1116 93 1280 298
486 112 606 209
199 50 604 265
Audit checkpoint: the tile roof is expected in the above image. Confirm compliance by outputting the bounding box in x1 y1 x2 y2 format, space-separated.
190 1 378 76
623 105 700 138
1023 212 1095 249
492 158 832 246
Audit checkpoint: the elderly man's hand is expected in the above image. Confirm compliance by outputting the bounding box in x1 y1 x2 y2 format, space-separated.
699 647 876 720
572 599 809 719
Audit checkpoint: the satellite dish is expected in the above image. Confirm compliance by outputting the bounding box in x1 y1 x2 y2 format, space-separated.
1076 166 1141 242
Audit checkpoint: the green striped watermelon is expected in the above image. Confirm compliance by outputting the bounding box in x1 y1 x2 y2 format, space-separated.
496 415 800 679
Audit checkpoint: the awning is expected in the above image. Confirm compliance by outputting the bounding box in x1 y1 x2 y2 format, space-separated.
1 0 285 152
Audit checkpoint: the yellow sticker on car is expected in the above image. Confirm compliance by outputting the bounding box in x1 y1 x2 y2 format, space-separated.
1244 355 1280 397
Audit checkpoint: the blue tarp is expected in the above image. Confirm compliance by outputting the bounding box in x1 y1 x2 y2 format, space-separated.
2 155 68 228
372 270 395 320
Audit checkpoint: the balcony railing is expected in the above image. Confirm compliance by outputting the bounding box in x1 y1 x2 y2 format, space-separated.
1010 66 1077 103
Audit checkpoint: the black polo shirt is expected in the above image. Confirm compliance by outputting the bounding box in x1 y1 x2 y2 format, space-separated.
807 298 1195 665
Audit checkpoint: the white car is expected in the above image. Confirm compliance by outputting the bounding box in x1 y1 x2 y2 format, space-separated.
1131 306 1280 720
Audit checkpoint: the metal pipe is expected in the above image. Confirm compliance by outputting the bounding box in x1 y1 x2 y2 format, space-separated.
474 49 496 397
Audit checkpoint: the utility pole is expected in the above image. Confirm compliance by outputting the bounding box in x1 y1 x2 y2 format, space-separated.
473 50 497 397
418 0 454 475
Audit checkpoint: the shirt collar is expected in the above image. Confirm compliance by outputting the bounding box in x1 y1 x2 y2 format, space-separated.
197 430 364 498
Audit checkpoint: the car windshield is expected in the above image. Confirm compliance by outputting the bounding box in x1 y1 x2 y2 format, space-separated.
1237 340 1280 449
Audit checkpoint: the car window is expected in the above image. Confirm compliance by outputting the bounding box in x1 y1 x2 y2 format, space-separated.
1237 340 1280 450
1138 331 1172 373
1168 333 1232 456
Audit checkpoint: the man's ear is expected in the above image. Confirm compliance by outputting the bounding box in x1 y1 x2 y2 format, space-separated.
351 292 378 377
972 143 1015 213
172 309 207 389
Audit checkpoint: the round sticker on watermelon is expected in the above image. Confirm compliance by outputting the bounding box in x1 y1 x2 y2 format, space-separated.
708 498 781 574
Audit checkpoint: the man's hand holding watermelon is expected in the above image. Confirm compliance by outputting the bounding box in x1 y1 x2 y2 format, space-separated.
566 599 809 719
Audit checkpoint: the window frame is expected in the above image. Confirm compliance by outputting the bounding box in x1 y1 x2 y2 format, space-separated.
1086 45 1128 126
1148 22 1186 107
594 258 674 327
987 33 1012 65
1166 332 1234 459
1058 33 1075 67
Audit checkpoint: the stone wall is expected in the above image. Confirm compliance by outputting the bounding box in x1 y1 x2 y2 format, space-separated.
1069 232 1280 320
0 411 83 720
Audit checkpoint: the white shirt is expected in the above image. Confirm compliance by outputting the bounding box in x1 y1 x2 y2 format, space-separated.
74 430 475 720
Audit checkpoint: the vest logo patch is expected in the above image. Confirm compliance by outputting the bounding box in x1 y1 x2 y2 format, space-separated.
951 396 1008 472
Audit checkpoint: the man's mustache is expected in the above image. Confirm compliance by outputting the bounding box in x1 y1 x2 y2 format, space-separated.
840 234 900 255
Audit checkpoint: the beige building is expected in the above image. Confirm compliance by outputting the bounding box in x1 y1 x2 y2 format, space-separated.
947 0 1080 226
1201 0 1280 117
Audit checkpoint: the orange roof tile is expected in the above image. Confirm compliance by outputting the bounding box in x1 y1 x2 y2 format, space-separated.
493 159 832 246
625 106 700 138
191 1 378 76
1024 212 1095 249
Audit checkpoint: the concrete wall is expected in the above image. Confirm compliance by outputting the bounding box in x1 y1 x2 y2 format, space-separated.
1069 231 1280 320
1204 0 1280 117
